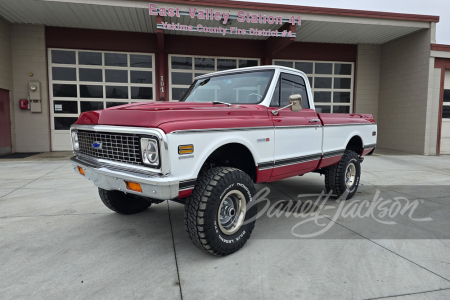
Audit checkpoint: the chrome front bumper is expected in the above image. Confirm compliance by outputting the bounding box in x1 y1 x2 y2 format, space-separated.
70 156 179 200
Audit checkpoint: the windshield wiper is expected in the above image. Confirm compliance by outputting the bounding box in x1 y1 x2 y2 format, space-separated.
212 101 232 107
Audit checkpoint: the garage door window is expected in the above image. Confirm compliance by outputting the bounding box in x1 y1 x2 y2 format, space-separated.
274 60 354 113
169 55 259 101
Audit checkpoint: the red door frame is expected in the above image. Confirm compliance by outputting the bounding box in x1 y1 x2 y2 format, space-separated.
434 57 450 155
0 88 12 153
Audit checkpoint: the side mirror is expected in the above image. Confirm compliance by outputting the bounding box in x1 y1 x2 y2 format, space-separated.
271 94 303 116
289 94 303 112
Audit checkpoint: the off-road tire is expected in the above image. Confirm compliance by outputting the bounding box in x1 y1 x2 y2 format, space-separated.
324 150 361 200
98 188 152 214
184 167 257 256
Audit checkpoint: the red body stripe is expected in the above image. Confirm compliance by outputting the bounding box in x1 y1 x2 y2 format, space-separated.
178 189 193 199
268 159 320 182
317 155 343 169
255 168 272 183
361 148 375 156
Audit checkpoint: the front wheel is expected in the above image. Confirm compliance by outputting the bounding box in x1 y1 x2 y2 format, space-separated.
184 167 257 256
324 150 361 200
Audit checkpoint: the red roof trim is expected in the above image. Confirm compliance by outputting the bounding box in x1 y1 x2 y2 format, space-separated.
431 44 450 52
148 0 440 23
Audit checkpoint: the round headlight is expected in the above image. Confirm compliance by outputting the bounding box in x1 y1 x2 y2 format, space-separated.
72 131 78 141
146 140 158 163
71 131 79 150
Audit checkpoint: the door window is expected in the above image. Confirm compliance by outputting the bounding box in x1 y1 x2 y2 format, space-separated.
270 73 309 108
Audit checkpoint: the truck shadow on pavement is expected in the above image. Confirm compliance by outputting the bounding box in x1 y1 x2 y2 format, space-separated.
92 177 450 258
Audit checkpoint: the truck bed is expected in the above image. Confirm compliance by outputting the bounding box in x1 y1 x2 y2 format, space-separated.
316 113 377 169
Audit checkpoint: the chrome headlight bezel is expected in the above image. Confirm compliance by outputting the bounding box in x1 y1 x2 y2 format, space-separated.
71 129 79 151
140 137 160 168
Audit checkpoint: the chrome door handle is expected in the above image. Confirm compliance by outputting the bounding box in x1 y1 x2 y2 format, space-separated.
309 119 320 123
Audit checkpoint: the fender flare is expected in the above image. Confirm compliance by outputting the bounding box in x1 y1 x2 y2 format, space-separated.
193 138 259 177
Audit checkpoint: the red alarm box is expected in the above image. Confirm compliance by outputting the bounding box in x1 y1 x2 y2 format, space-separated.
19 99 28 109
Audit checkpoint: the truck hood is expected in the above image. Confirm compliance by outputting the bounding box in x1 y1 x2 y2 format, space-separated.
74 101 272 133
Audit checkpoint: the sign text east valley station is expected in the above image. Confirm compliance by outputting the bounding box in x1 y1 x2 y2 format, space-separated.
150 3 300 37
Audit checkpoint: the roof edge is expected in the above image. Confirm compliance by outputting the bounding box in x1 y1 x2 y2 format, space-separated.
149 0 440 23
431 44 450 52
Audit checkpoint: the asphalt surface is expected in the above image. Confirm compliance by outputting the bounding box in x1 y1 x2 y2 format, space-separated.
0 150 449 299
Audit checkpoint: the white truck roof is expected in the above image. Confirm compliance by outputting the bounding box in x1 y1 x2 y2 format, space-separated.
194 65 306 81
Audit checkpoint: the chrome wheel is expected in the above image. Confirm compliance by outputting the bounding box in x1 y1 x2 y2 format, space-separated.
218 190 246 235
345 163 356 188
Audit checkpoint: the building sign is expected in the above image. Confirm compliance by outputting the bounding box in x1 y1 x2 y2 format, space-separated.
150 4 299 37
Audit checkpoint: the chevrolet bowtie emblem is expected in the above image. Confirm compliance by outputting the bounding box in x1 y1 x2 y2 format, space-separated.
92 141 102 149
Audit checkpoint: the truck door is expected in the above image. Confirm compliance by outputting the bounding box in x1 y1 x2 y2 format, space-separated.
269 72 323 181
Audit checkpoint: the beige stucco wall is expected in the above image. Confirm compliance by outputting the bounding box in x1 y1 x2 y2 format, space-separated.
355 44 381 122
11 24 50 152
0 17 13 154
378 29 436 155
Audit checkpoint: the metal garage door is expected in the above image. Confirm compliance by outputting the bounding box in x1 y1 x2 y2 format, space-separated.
48 49 155 151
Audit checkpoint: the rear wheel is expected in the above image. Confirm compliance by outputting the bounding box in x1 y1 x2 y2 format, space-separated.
184 167 257 256
324 150 361 200
98 188 152 215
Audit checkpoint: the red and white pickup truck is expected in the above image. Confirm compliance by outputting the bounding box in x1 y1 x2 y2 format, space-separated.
70 66 376 256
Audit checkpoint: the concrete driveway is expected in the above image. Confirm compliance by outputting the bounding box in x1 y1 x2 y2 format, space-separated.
0 150 449 300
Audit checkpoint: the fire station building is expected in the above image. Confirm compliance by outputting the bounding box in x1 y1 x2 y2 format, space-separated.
0 0 449 155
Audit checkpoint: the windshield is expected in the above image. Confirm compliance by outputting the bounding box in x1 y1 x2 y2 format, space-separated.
181 70 274 104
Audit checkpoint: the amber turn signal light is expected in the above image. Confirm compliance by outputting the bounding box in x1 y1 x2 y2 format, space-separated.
178 144 194 155
125 181 143 193
77 166 85 176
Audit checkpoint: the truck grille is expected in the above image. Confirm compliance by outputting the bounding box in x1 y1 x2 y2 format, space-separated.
77 130 141 165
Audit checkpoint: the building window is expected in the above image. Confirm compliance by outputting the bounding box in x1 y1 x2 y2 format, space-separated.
49 49 155 134
273 60 354 113
443 90 450 119
169 55 259 101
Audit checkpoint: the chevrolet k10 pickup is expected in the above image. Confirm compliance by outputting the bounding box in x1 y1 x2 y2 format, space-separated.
70 65 377 256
